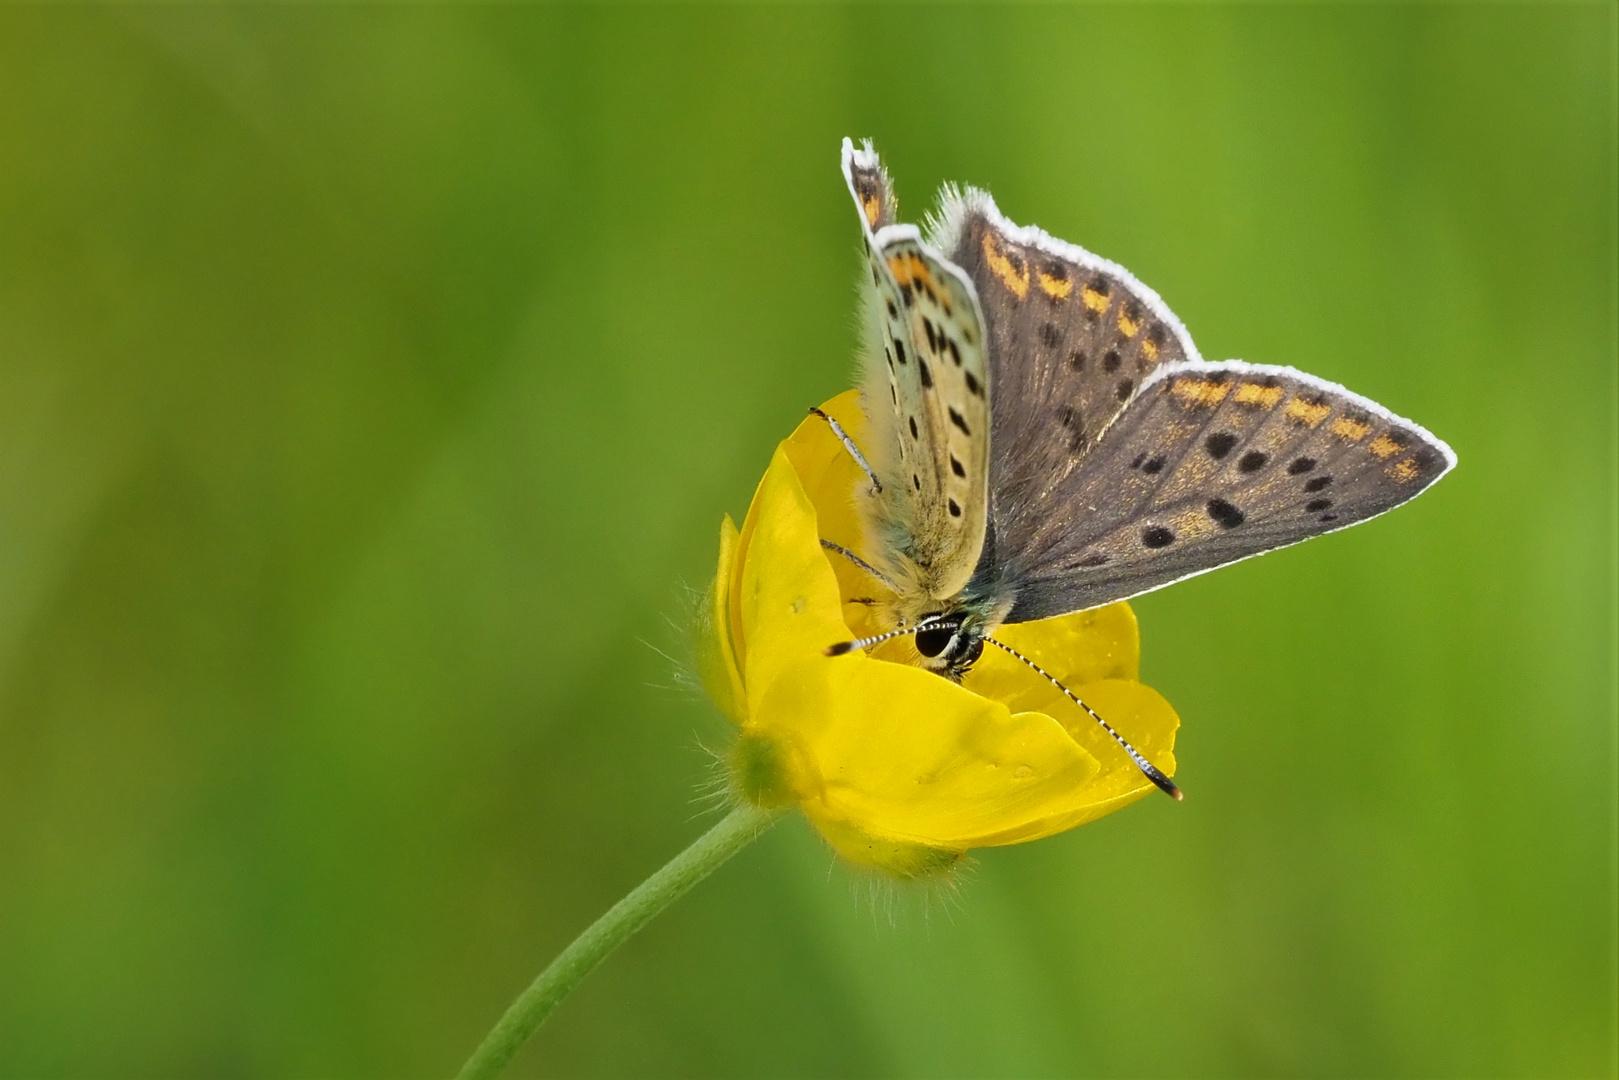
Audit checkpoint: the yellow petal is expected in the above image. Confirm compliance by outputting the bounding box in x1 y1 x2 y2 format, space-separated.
735 445 852 708
966 603 1141 711
695 515 747 725
754 649 1112 850
782 391 869 561
964 680 1181 847
781 391 896 640
799 813 966 878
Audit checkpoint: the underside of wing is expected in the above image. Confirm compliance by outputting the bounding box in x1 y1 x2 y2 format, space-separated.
1000 361 1457 623
843 139 990 601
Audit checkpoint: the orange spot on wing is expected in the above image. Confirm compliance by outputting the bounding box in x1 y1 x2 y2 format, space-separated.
887 253 933 291
1285 399 1331 427
862 194 881 229
1330 417 1372 441
1388 458 1420 482
1142 339 1159 361
1117 312 1141 338
1234 383 1284 408
1170 379 1233 407
1081 287 1108 314
1367 434 1404 459
1038 272 1072 299
982 233 1029 299
1170 508 1218 539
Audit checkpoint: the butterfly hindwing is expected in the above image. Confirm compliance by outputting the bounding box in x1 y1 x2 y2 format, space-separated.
1002 361 1457 622
843 139 991 601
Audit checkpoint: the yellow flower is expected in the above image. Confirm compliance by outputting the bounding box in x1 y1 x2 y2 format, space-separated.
699 391 1181 877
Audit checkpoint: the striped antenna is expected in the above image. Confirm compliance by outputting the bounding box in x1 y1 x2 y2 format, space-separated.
825 616 958 657
984 637 1183 801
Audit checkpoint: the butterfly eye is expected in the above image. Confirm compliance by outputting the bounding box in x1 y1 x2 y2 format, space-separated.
914 626 954 658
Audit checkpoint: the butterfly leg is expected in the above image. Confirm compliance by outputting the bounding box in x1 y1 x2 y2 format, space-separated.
819 539 898 591
808 406 882 495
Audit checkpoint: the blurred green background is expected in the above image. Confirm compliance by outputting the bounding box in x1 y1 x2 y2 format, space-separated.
1 5 1614 1078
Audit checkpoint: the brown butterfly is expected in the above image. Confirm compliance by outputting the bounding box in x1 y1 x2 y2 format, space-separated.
823 139 1455 797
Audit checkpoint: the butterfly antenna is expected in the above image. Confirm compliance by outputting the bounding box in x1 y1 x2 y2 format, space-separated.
983 637 1182 801
825 616 958 657
809 406 882 495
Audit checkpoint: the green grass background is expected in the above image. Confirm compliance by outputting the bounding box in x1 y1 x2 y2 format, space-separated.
1 5 1614 1078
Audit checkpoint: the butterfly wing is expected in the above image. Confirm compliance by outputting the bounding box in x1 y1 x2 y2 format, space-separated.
929 189 1201 557
843 139 991 601
997 360 1457 622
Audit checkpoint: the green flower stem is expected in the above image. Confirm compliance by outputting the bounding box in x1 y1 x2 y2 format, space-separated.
455 803 788 1080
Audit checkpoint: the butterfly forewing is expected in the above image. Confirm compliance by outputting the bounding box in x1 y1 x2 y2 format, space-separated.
845 141 898 232
929 192 1199 561
1001 361 1456 622
844 140 991 601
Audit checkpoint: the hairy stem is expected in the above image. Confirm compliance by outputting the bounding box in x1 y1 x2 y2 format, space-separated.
455 803 787 1080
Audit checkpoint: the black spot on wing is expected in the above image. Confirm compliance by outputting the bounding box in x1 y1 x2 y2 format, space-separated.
1206 499 1245 528
1288 457 1316 475
1205 432 1238 459
1142 526 1175 549
1305 475 1332 493
1238 450 1268 473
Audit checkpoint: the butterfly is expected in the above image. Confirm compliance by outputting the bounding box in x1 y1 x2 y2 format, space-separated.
820 139 1456 798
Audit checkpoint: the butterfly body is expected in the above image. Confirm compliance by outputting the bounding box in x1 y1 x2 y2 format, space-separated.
835 139 1455 691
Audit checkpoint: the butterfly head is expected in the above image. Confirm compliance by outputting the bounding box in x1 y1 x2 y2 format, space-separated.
913 613 986 681
822 597 999 682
